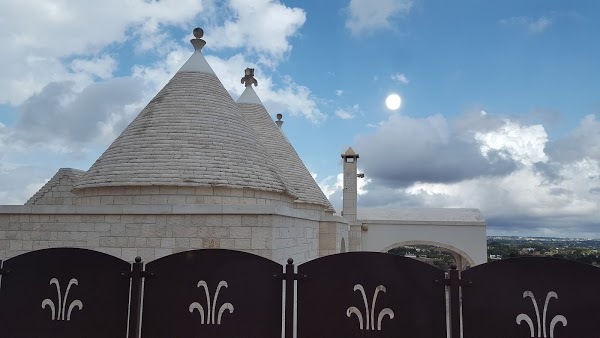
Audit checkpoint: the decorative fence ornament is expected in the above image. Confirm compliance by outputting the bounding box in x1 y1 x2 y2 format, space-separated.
516 291 567 338
41 278 83 321
346 284 394 331
189 280 234 325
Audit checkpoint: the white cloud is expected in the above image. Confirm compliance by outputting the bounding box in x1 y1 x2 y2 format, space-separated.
355 112 517 186
391 73 409 84
529 17 552 33
354 113 600 237
500 16 553 34
316 171 371 199
69 55 117 80
335 89 344 96
345 0 414 36
335 110 354 120
546 114 600 163
206 0 306 65
0 0 205 105
0 163 51 205
475 120 549 166
335 104 360 120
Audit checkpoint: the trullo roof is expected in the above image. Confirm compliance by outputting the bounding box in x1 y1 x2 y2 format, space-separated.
74 29 289 194
237 72 334 211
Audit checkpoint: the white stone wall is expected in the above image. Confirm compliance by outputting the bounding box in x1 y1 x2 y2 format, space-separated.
349 224 362 251
0 204 347 265
318 217 350 257
271 215 319 264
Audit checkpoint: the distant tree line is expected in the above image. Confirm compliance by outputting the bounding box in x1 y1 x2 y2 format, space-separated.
388 245 456 270
488 240 600 266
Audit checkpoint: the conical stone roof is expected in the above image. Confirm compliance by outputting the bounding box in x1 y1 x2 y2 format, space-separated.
237 76 334 211
74 31 289 194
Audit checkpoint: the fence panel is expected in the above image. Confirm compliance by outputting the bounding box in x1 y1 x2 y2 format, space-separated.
0 248 131 338
297 252 447 338
141 249 283 338
462 257 600 338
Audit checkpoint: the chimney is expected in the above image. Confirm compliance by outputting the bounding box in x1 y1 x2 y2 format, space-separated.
341 147 359 223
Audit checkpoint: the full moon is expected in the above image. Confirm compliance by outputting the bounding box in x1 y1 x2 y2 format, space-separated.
385 94 402 110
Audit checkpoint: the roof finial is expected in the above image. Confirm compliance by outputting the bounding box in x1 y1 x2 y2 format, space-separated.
241 67 258 87
191 27 206 51
276 113 283 128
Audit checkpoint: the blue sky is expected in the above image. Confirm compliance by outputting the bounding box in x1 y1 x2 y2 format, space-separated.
0 0 599 238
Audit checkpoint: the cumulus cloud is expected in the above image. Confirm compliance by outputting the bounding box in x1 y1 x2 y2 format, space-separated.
0 162 50 205
346 112 600 237
500 16 553 34
316 171 371 211
474 121 549 166
355 113 517 187
12 77 145 151
345 0 414 36
206 0 306 65
0 0 205 105
335 89 344 96
545 114 600 163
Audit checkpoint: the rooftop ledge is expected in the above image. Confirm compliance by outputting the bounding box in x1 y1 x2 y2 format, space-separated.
359 219 486 226
0 204 345 223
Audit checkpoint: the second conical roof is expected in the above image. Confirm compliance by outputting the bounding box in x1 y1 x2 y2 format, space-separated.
237 85 334 211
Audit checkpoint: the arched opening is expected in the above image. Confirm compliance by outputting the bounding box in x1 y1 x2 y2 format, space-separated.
340 237 346 253
383 240 475 271
388 245 456 270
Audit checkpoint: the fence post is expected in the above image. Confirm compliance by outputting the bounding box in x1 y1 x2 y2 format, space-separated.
284 258 295 338
127 257 144 338
448 265 461 338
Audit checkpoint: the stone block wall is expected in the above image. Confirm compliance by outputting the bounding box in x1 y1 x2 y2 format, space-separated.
349 224 362 251
318 218 350 257
0 205 347 265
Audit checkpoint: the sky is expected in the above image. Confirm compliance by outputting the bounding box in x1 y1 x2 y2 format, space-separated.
0 0 599 238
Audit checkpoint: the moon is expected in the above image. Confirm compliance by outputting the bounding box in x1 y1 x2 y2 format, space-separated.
385 94 402 110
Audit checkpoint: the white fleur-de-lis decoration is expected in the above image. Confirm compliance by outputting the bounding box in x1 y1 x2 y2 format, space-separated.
346 284 394 331
189 280 234 325
516 291 567 338
41 278 83 321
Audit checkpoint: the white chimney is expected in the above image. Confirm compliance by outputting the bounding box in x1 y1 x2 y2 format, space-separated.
341 147 359 223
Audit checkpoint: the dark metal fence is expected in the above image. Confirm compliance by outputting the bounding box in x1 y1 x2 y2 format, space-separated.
1 248 600 337
141 249 283 338
461 257 600 338
296 252 446 338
